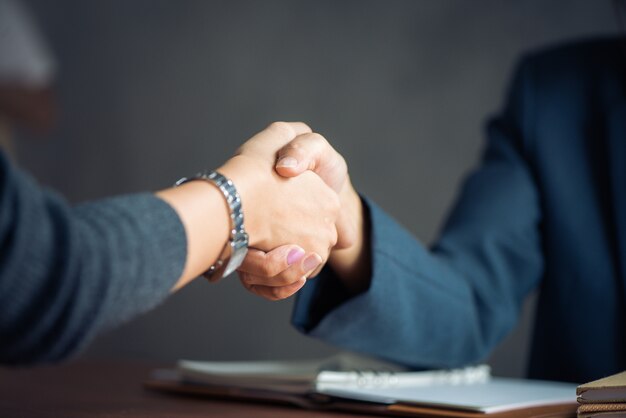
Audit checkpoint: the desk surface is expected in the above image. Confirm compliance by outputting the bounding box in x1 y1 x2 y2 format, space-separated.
0 360 373 418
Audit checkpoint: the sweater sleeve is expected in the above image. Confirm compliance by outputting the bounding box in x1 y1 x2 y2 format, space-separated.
0 152 187 364
292 57 544 369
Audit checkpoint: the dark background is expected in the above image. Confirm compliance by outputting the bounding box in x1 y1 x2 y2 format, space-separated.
16 0 619 377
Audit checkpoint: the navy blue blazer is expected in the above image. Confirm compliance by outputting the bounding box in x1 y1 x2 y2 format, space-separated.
293 38 626 384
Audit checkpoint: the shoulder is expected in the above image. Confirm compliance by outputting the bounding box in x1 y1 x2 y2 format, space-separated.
512 37 626 104
520 37 625 79
498 37 626 149
484 38 626 163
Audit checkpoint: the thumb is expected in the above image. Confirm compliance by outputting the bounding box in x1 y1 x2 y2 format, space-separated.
275 132 346 193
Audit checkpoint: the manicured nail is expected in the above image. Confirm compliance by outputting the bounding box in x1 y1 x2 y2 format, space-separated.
287 248 305 265
276 156 298 168
303 254 321 272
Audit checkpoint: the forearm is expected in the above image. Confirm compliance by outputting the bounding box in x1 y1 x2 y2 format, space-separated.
295 198 490 367
0 186 187 364
296 197 536 368
156 180 230 291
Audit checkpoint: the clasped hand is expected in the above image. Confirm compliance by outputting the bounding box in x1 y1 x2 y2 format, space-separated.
217 122 359 301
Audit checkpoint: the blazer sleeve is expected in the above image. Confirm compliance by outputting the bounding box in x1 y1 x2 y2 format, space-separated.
292 57 544 368
0 152 187 364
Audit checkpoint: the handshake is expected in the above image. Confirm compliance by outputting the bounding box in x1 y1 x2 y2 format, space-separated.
214 121 367 300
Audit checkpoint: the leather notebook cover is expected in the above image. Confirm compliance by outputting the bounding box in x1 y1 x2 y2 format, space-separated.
577 371 626 403
577 402 626 418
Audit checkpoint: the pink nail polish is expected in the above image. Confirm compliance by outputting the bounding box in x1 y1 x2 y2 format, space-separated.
303 254 321 272
287 248 305 265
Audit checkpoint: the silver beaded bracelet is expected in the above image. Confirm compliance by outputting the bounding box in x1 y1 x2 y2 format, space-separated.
175 170 249 280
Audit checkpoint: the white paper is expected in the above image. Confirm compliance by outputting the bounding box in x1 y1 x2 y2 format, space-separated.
317 377 577 413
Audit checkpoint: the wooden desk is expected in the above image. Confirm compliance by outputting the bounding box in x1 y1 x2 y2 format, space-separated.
0 361 372 418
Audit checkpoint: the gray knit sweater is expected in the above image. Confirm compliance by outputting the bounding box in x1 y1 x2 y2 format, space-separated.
0 150 187 364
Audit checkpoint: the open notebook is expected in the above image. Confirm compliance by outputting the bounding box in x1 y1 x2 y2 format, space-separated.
146 353 578 417
175 353 489 394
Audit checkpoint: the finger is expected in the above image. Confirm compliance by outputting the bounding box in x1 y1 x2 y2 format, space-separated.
307 243 334 278
238 245 306 277
302 252 325 278
308 264 324 278
275 133 347 193
244 278 307 301
239 269 304 287
240 252 322 286
235 122 313 159
269 121 312 137
275 133 329 175
254 121 313 144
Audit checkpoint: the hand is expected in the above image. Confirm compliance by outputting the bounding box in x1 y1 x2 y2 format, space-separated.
156 122 340 291
237 245 323 301
237 131 372 300
275 132 360 249
218 122 341 279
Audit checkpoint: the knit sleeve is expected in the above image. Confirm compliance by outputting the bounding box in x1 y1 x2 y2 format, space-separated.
0 151 187 364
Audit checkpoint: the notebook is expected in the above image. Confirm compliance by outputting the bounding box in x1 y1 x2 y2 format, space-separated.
318 377 577 414
145 353 578 417
577 371 626 403
177 353 489 394
576 370 626 417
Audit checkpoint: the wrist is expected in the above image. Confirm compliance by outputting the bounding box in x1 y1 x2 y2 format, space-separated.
329 181 372 295
217 155 267 248
169 169 250 282
156 179 231 289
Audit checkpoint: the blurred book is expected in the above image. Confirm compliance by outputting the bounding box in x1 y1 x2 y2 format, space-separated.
577 370 626 417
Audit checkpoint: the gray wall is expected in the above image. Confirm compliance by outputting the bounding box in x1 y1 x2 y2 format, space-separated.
18 0 618 377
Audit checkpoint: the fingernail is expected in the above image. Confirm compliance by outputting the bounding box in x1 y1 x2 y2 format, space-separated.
287 248 305 265
277 156 298 168
303 254 321 272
